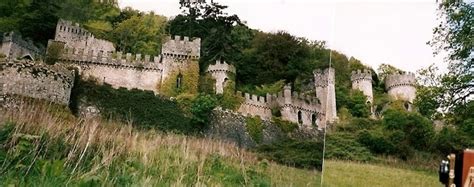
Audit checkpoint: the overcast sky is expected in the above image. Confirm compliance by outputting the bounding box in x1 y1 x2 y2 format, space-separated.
118 0 446 73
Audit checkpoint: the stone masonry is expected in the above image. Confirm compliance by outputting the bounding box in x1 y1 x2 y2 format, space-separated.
385 72 417 105
0 32 43 61
205 60 236 94
53 19 115 55
314 68 337 124
0 59 75 105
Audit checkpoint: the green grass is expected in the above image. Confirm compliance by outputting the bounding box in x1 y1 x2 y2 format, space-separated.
0 99 320 186
322 160 441 187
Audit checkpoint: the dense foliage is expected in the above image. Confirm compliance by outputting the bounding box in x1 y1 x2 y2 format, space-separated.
70 79 194 133
256 139 324 170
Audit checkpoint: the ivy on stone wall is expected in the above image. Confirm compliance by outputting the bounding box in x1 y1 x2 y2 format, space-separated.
45 41 64 65
217 80 244 111
70 78 194 133
159 61 199 97
198 74 216 94
272 117 298 134
245 116 264 143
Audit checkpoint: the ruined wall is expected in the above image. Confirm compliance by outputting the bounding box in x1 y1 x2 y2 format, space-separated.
207 108 322 148
351 69 373 103
314 68 337 124
276 85 324 129
385 72 416 103
0 60 74 105
237 92 273 120
205 60 236 94
1 32 42 60
237 85 324 130
59 49 163 93
54 19 115 55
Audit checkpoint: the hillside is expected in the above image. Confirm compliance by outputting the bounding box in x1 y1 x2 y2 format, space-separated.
322 160 440 187
0 99 320 186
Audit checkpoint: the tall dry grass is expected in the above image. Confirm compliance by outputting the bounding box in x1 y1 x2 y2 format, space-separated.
0 99 320 186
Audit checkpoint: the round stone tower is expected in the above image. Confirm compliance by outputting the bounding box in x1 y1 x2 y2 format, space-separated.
205 60 236 94
351 69 373 104
385 72 416 103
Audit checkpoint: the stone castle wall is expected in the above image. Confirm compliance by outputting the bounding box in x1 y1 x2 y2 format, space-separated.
59 48 164 93
385 72 416 103
237 85 324 129
1 32 42 60
351 69 373 103
161 35 200 58
206 60 235 94
0 60 74 104
54 19 115 55
314 68 337 124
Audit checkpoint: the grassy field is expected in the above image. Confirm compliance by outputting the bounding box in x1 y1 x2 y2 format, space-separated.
322 160 442 187
0 100 320 186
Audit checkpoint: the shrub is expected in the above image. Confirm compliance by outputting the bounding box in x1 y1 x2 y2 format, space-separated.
325 132 374 161
217 80 244 111
272 117 298 133
256 139 324 170
245 116 264 143
45 41 64 65
190 94 218 129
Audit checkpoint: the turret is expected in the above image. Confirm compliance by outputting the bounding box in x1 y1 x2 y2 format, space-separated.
161 35 201 59
384 72 416 111
205 60 236 94
385 72 416 103
351 69 373 103
313 67 337 126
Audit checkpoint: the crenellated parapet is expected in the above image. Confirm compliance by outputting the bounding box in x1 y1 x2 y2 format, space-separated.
385 72 416 104
59 47 164 71
351 69 372 82
206 60 236 94
161 35 201 59
206 60 236 74
54 19 115 54
0 59 75 104
385 72 416 90
237 91 273 120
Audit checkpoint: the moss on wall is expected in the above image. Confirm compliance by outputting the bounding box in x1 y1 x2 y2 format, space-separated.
218 80 244 111
159 60 199 97
45 41 65 65
199 74 216 94
272 117 299 133
245 116 264 143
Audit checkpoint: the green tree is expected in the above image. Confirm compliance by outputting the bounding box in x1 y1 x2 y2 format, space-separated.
190 94 217 128
428 1 473 111
111 13 167 55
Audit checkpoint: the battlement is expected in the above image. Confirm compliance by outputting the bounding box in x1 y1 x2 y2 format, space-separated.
59 47 163 71
53 19 115 54
0 59 75 104
206 60 236 74
313 67 335 87
351 69 372 82
56 19 93 39
385 72 416 90
161 35 201 59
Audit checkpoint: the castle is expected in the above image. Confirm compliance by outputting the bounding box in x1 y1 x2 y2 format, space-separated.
0 19 417 130
0 32 43 61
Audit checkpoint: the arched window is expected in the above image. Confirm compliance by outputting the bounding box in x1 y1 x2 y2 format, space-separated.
298 111 303 124
223 78 229 90
176 74 183 89
312 114 317 126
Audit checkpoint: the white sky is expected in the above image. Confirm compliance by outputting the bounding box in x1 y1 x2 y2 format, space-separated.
118 0 446 73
